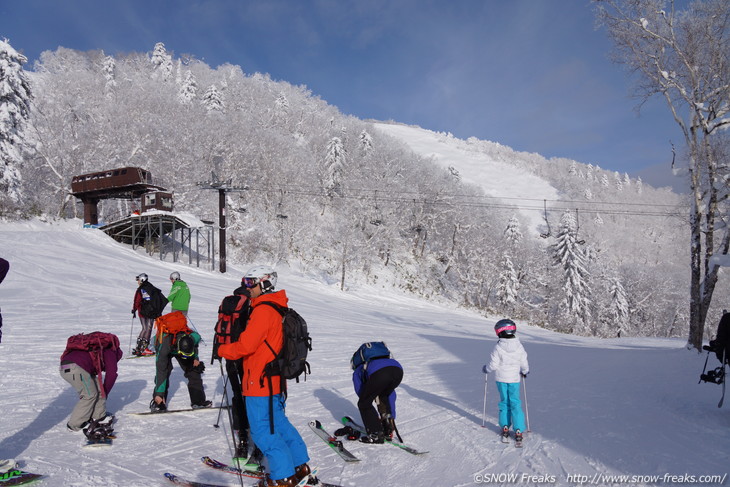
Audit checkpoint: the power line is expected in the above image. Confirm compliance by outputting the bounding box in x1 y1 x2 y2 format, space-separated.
224 183 687 219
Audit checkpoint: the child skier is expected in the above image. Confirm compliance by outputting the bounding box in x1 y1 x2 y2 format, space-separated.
483 318 529 444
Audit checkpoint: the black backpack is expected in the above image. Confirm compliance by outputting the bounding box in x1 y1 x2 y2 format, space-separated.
259 301 312 382
211 294 249 363
140 283 168 319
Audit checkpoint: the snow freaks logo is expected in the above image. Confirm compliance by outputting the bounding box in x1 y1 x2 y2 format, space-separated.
474 473 556 484
473 473 728 484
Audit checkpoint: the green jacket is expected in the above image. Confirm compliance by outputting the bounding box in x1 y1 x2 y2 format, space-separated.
167 280 191 312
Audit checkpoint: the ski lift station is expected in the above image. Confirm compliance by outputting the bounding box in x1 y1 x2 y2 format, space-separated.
71 167 215 269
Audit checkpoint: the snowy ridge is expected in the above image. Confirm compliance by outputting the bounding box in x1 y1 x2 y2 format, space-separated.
0 220 728 486
374 123 561 234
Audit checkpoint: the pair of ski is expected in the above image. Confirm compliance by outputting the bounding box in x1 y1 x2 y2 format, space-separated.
165 457 341 487
501 430 524 448
309 416 428 462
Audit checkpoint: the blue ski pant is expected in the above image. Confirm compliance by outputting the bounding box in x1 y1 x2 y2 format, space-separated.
496 381 526 432
246 394 309 481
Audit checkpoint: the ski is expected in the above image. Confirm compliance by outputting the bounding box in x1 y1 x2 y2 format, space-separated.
129 404 228 416
164 472 228 487
340 416 428 455
201 456 264 479
83 437 113 448
166 468 341 487
0 468 44 486
308 420 359 462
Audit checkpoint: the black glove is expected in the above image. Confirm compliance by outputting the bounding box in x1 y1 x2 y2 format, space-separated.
192 361 205 374
131 309 136 318
521 372 529 378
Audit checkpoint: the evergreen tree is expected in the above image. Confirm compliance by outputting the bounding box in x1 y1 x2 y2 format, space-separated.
504 215 523 245
0 38 32 203
178 70 197 105
150 42 173 81
323 136 345 197
102 55 116 95
360 129 373 154
609 277 630 337
552 211 592 329
202 84 224 112
497 253 519 309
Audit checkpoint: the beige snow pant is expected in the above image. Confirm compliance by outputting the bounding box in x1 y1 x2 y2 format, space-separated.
60 363 106 430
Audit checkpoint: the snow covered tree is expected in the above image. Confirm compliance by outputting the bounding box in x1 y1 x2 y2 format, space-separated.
178 70 197 105
323 136 345 198
360 129 373 154
0 38 32 203
202 84 224 112
102 55 116 95
609 277 630 337
597 0 730 350
497 254 519 309
504 215 523 246
150 42 173 81
552 211 592 329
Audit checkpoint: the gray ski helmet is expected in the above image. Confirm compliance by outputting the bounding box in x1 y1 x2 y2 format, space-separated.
176 334 195 357
136 273 148 282
170 271 181 281
494 319 517 338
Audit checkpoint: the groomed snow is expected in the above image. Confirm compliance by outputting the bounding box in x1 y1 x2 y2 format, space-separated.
0 219 728 487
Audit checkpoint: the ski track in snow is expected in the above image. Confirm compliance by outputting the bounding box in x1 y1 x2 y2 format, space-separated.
1 220 729 487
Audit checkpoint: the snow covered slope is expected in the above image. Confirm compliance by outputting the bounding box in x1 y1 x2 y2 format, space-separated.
0 220 727 487
374 123 561 235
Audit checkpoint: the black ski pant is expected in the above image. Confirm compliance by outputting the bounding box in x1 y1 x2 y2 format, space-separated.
226 358 250 433
357 366 403 435
154 335 206 406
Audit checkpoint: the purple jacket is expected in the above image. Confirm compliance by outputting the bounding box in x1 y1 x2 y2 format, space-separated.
61 348 123 396
0 258 8 284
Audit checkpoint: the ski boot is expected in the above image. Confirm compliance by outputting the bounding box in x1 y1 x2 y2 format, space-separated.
515 429 523 447
501 426 510 443
359 432 385 444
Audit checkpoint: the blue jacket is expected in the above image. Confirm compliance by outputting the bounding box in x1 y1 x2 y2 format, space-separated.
352 357 402 417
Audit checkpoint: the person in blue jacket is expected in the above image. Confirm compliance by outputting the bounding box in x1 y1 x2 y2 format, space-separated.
351 346 403 443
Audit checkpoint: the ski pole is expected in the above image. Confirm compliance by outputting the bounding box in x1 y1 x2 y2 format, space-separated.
128 315 136 354
186 315 206 345
522 374 531 433
481 371 488 428
214 362 230 429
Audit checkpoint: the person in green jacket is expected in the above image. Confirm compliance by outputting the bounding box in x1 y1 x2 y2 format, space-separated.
167 272 191 316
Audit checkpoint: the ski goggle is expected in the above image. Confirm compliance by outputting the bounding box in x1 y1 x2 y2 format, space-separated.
242 277 259 288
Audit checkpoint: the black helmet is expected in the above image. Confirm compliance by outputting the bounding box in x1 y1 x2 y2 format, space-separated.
494 319 517 338
136 273 148 283
176 334 195 357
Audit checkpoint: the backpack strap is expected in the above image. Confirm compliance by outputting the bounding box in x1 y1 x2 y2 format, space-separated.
253 301 288 435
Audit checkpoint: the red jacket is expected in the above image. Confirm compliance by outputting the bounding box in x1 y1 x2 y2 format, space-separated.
218 289 287 397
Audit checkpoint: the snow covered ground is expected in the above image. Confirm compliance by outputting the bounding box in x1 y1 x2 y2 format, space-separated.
374 123 560 235
1 219 729 486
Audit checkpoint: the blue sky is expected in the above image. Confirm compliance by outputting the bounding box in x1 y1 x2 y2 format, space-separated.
0 0 685 189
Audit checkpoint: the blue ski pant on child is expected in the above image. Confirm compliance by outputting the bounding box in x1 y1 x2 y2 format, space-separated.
496 381 526 432
246 394 309 481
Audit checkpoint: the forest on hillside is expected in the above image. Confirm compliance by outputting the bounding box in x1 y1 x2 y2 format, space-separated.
2 41 705 338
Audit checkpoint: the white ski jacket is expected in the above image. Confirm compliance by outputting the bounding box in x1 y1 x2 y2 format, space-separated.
486 337 529 383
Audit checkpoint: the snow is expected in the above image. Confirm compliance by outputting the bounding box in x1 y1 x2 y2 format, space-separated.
374 123 561 235
1 218 729 487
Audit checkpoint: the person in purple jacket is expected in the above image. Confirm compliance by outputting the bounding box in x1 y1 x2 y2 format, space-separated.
0 257 9 344
60 337 123 432
351 347 403 443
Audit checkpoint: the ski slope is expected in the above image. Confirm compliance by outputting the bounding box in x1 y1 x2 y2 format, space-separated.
0 219 728 487
374 123 561 235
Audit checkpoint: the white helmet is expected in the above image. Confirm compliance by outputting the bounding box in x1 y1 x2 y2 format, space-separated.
242 265 277 293
136 273 148 282
170 271 181 281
